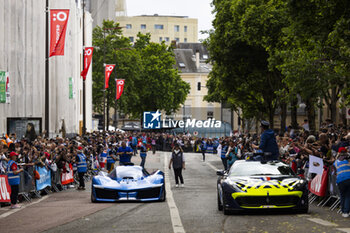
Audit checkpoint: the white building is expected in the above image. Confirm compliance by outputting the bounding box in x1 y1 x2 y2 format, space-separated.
0 0 93 137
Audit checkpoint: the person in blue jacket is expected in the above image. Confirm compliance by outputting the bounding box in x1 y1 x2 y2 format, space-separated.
139 142 147 168
76 146 87 190
252 121 279 161
334 147 350 218
7 152 23 208
220 141 228 170
117 141 133 165
200 139 207 162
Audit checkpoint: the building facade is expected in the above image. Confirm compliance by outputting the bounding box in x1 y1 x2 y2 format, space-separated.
0 0 93 137
116 15 198 44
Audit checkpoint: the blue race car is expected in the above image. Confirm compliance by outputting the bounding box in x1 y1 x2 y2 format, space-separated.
91 164 166 202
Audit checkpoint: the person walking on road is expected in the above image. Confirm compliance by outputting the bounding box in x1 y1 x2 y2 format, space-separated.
200 139 207 162
334 147 350 218
7 152 23 208
139 142 147 168
169 144 185 188
117 141 133 165
76 146 87 190
220 141 228 170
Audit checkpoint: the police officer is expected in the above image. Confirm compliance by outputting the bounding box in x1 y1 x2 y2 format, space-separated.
117 141 133 165
76 146 87 190
7 152 23 208
252 121 279 161
221 141 228 170
200 139 207 162
334 147 350 218
106 144 117 172
139 142 147 168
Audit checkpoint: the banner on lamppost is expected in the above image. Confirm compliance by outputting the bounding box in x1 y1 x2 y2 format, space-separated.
105 64 115 89
49 9 70 57
116 79 125 100
69 77 74 99
0 71 6 103
81 47 94 80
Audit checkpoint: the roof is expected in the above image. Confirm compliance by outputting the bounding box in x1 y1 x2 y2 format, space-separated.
174 48 212 73
177 43 210 59
137 14 189 18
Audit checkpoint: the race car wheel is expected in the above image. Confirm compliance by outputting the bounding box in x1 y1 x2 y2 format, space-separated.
222 194 231 215
159 185 166 202
91 186 97 203
217 190 223 211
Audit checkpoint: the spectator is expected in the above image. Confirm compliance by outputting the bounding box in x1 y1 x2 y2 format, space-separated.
334 147 350 218
168 144 185 188
7 152 23 209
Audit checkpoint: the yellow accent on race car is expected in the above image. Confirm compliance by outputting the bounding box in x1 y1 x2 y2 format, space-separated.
231 190 303 199
231 179 303 199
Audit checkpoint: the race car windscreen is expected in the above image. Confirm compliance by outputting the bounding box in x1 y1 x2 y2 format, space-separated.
114 166 144 179
228 162 295 177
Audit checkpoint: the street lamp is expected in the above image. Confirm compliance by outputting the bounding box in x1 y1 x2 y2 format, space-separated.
102 26 124 131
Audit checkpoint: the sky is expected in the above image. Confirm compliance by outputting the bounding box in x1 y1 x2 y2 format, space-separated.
125 0 214 41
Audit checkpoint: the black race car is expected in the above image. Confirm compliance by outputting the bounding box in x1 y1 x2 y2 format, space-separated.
217 160 308 215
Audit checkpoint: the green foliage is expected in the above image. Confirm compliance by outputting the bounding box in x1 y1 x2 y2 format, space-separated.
92 20 189 119
206 0 350 129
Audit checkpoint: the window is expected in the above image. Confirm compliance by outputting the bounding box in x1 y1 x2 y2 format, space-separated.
165 37 170 42
207 111 214 119
184 38 187 43
159 37 163 42
197 82 201 91
129 37 134 42
179 62 186 68
141 24 146 29
175 37 180 42
126 24 132 29
154 24 164 30
184 26 187 32
174 25 180 32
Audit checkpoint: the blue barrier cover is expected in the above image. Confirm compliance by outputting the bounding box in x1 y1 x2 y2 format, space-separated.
35 166 51 191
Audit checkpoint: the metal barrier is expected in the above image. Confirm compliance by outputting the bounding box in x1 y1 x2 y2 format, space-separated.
51 169 61 192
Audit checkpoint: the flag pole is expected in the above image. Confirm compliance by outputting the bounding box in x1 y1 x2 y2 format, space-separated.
45 0 49 138
82 0 86 135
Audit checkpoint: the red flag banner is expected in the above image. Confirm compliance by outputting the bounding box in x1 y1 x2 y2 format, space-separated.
105 64 115 89
50 9 70 57
61 164 74 185
308 167 329 197
0 175 11 203
81 47 94 80
116 79 125 100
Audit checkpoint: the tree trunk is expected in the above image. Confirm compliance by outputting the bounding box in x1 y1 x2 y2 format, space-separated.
330 87 338 123
280 102 287 133
306 99 316 134
255 118 259 134
291 97 298 129
268 107 275 130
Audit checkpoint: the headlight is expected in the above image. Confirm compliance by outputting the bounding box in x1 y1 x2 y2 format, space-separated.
292 179 306 190
227 180 244 192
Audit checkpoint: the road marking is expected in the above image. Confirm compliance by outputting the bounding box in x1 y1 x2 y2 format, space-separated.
164 154 186 233
307 218 338 227
337 228 350 233
206 162 219 172
0 195 49 219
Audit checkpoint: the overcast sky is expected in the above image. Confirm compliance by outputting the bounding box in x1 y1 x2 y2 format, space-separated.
126 0 214 41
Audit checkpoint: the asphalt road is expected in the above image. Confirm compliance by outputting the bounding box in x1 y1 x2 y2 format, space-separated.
1 151 350 233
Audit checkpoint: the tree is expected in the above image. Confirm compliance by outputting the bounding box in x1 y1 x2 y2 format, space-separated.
205 0 285 129
92 21 189 124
